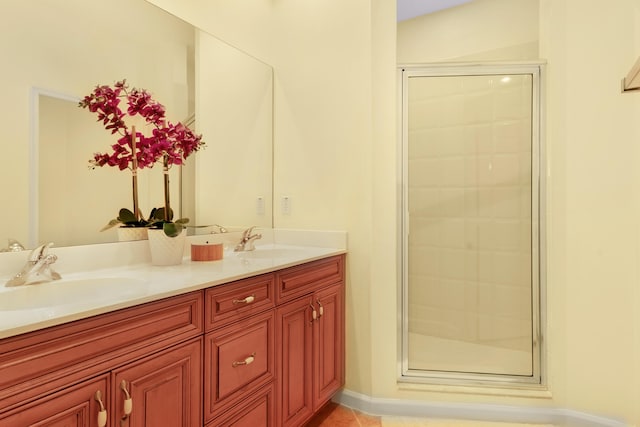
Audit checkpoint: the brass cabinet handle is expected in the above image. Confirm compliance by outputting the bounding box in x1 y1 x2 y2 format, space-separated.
309 303 317 323
232 294 256 305
94 390 107 427
316 299 324 317
120 380 133 421
232 352 256 367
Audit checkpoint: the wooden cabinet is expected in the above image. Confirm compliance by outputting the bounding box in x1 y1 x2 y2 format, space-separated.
276 256 345 427
205 255 344 427
204 273 277 426
0 291 203 427
0 254 345 427
0 339 202 427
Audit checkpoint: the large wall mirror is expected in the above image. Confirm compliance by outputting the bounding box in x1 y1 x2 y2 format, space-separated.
1 0 273 249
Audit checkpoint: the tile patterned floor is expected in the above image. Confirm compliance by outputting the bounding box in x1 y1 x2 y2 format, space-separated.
304 402 556 427
380 419 555 427
305 402 382 426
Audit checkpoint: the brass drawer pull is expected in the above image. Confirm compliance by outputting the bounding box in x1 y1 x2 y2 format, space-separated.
120 380 133 421
316 299 324 317
310 303 317 322
232 352 256 367
232 294 256 305
95 390 107 427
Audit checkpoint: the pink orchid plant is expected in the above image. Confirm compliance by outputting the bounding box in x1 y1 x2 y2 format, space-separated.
79 79 205 237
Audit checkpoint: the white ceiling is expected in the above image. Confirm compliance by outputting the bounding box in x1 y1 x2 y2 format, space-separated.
397 0 473 21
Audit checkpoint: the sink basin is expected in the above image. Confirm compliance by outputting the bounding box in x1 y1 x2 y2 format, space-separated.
0 277 146 311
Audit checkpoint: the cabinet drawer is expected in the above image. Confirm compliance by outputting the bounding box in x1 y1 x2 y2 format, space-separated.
206 382 275 427
205 273 275 331
275 255 344 304
0 291 203 413
204 310 275 422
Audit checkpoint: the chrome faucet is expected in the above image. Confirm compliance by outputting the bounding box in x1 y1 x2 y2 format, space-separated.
5 242 62 287
209 224 229 234
234 226 262 252
0 238 26 252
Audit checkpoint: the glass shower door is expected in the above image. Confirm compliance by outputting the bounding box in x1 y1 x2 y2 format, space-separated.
401 65 543 384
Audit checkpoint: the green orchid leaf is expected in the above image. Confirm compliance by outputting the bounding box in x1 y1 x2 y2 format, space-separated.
163 222 183 238
118 208 137 224
153 207 174 222
151 208 164 221
100 218 121 232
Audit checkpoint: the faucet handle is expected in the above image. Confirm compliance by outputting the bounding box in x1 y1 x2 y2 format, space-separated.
28 242 54 263
241 226 256 239
0 239 26 252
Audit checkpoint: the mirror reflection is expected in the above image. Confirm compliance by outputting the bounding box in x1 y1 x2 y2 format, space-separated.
185 31 273 235
0 0 273 249
37 91 163 247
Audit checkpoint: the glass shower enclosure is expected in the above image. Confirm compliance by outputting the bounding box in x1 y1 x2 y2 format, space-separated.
400 64 544 386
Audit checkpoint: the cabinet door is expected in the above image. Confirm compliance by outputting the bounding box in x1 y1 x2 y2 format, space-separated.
0 374 109 427
313 283 345 409
113 338 202 427
276 296 314 427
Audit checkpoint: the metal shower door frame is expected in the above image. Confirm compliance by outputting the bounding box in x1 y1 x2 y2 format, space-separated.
398 62 546 388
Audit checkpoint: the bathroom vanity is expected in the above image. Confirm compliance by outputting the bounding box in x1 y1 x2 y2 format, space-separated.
0 236 345 427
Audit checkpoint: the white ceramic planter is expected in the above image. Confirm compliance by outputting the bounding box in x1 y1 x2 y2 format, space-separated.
147 229 186 266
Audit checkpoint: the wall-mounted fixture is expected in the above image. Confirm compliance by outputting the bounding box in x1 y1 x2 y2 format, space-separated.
622 56 640 92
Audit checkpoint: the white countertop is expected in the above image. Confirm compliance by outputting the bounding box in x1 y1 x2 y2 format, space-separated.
0 229 347 340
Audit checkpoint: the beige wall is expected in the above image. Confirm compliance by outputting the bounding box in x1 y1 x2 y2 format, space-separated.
152 0 640 424
193 30 273 229
397 0 539 63
540 0 640 421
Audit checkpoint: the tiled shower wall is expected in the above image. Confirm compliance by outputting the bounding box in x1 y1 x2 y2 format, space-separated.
407 74 533 365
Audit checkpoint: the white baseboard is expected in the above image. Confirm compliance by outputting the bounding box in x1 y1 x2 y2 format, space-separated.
334 389 628 427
